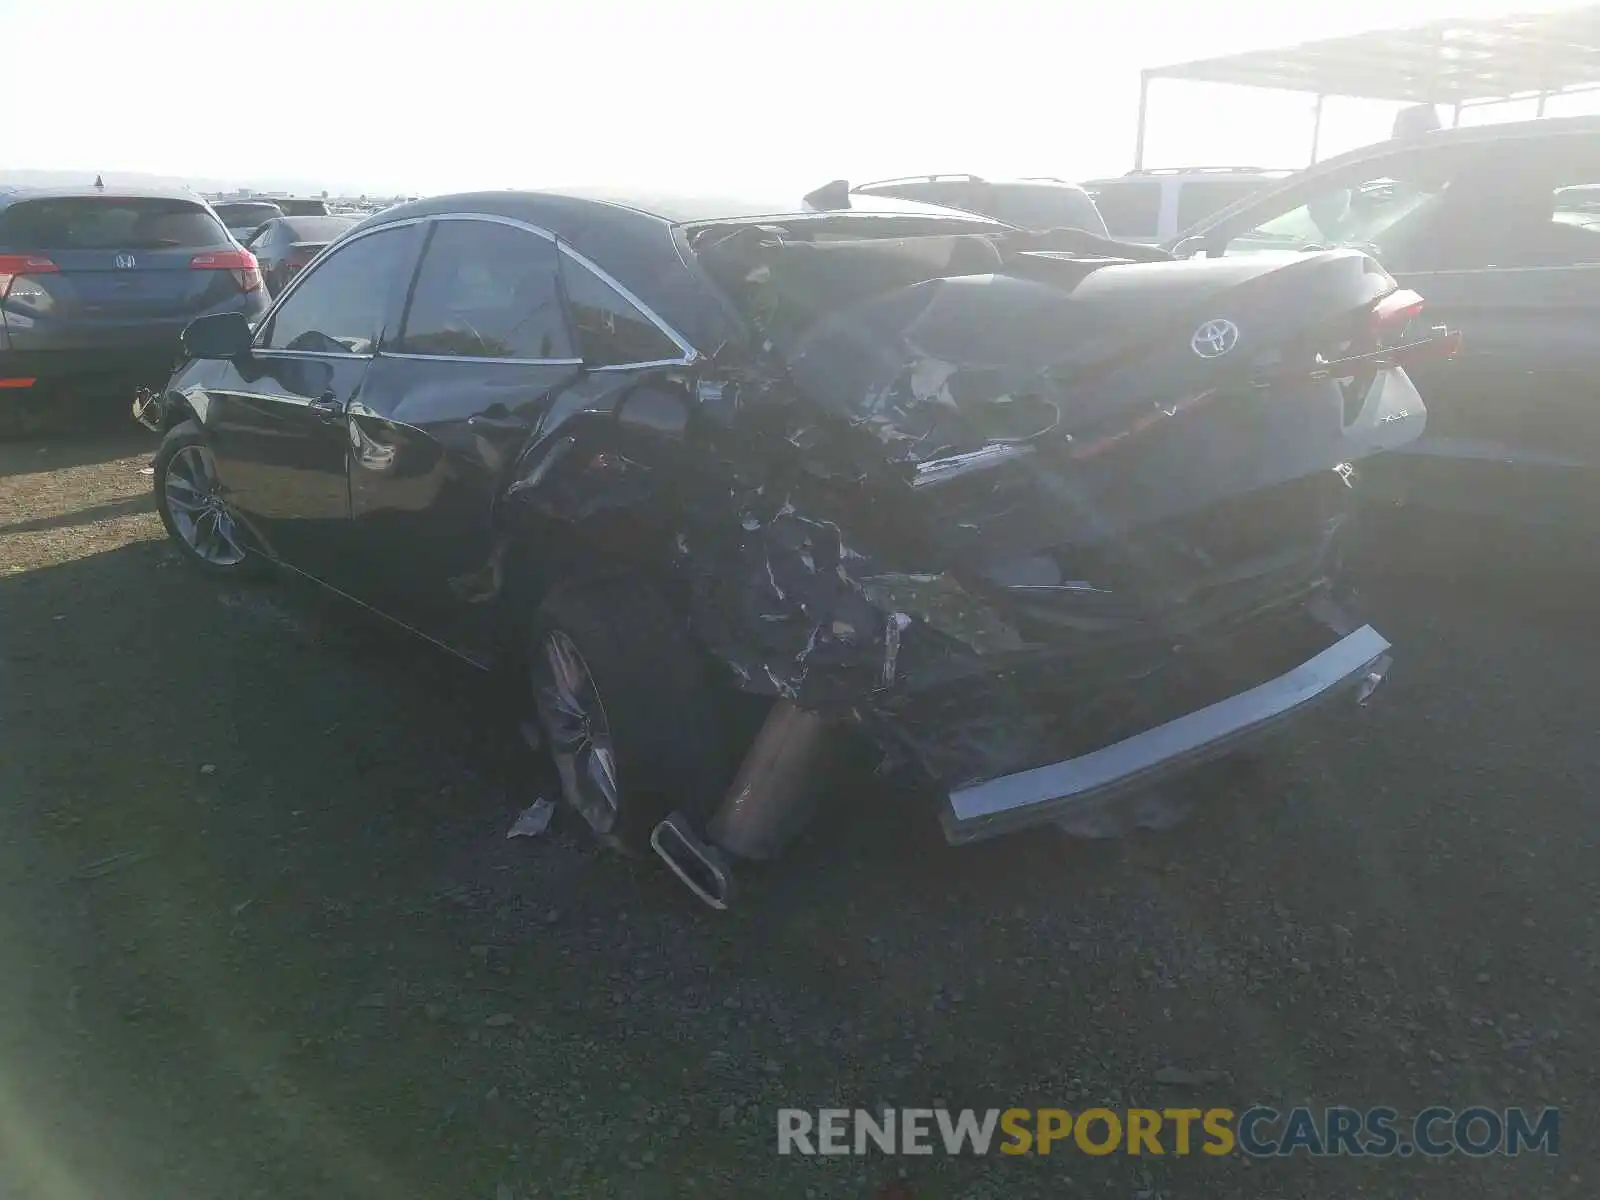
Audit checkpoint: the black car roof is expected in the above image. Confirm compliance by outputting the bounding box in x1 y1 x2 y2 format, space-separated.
1185 114 1600 241
354 188 1001 352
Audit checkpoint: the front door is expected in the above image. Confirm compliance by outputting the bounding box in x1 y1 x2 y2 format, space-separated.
203 221 422 583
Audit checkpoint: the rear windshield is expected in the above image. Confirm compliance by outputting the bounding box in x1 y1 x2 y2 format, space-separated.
281 215 357 242
277 199 330 216
213 202 284 226
0 196 232 250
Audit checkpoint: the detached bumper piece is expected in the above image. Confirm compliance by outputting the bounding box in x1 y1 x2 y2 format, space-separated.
939 623 1391 845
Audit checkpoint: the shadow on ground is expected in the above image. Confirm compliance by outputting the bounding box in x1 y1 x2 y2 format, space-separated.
0 523 1595 1198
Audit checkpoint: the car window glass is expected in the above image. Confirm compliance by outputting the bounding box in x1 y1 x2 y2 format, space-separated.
1085 181 1161 239
394 220 573 360
994 185 1107 234
1223 172 1448 266
0 197 231 251
1175 179 1273 232
258 226 413 355
559 253 682 366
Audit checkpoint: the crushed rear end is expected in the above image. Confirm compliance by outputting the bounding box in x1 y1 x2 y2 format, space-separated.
676 222 1455 853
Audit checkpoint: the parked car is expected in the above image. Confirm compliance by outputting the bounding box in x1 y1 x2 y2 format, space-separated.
0 185 268 430
1081 166 1290 243
274 197 332 217
1170 114 1600 537
211 200 285 244
825 174 1110 237
137 188 1449 907
244 213 359 295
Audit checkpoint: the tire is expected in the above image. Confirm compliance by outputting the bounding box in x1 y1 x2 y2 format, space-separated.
153 419 259 577
530 578 728 855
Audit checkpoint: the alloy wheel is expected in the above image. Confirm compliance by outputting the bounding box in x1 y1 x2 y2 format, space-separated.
164 444 247 566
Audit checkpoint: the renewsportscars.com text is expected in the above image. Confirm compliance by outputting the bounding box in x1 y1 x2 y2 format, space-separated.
777 1106 1560 1158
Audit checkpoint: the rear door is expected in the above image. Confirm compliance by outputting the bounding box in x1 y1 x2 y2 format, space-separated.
343 216 585 654
0 195 259 354
201 221 422 582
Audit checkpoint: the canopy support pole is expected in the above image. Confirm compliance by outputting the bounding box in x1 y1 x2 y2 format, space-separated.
1536 89 1549 115
1133 71 1151 170
1309 93 1326 164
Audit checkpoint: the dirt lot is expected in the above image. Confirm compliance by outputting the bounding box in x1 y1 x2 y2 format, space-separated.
1 431 1596 1199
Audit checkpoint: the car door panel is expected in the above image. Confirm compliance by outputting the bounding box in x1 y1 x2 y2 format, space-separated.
346 355 583 658
204 352 370 574
1366 265 1600 524
199 221 423 584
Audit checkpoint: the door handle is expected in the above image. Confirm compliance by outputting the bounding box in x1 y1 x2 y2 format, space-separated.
309 391 345 422
467 412 531 434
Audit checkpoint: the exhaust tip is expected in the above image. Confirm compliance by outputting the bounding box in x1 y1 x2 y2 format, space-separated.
1356 653 1393 706
650 813 735 911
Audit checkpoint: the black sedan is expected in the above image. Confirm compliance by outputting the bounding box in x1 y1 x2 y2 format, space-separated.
211 200 284 245
138 188 1437 906
1173 113 1600 544
244 214 359 296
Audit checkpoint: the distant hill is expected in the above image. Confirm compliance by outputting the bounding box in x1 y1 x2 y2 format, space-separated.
0 168 350 197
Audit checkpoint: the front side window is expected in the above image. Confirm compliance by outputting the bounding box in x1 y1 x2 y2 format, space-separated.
258 225 415 354
559 253 682 366
1086 181 1161 239
394 220 573 360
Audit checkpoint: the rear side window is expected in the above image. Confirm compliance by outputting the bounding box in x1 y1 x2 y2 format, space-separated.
559 253 683 366
1175 179 1272 232
394 220 573 360
259 225 416 354
0 197 230 250
992 185 1108 235
1087 181 1162 239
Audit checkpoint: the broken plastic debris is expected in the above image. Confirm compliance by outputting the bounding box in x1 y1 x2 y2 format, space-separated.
506 798 555 839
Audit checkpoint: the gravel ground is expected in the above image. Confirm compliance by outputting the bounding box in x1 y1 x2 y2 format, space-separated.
1 431 1596 1199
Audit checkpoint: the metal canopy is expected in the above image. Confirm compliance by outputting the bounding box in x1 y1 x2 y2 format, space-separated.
1147 5 1600 104
1133 6 1600 168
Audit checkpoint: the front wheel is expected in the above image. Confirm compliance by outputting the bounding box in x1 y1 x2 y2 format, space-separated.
529 579 727 855
154 419 255 575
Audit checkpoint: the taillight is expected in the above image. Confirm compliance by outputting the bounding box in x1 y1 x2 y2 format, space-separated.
1368 288 1426 339
0 253 58 297
190 249 262 293
1368 287 1460 366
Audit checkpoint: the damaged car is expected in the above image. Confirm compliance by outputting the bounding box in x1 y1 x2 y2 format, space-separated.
136 188 1456 908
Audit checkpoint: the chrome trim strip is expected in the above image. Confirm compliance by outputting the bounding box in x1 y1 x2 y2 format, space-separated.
381 351 584 366
941 624 1393 844
256 349 373 361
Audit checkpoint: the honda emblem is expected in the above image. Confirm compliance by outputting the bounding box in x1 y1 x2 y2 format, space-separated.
114 254 137 269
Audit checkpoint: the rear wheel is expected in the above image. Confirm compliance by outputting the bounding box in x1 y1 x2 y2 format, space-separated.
154 420 255 575
529 579 727 855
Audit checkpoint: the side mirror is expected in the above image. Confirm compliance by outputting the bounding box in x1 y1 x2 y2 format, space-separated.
182 311 254 360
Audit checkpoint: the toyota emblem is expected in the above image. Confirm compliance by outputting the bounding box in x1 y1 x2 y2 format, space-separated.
1190 318 1239 359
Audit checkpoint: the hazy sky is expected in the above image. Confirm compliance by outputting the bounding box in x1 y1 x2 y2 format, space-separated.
10 0 1596 197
